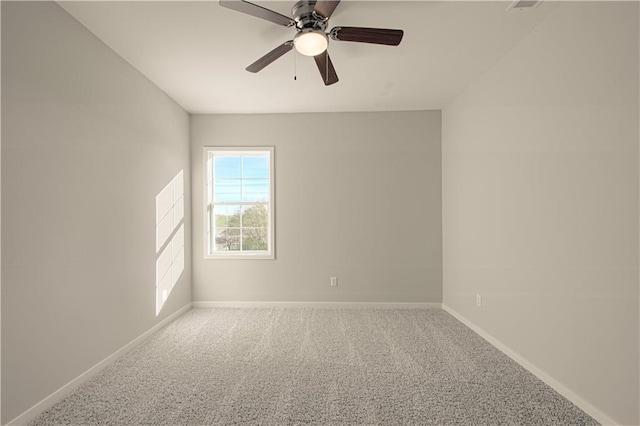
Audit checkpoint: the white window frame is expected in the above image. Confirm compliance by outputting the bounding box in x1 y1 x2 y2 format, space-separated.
203 146 275 260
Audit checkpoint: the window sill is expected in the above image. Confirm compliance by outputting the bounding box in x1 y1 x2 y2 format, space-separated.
205 253 275 260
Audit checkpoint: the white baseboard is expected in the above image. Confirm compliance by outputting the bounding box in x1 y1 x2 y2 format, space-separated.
442 304 620 426
192 301 442 309
7 303 192 426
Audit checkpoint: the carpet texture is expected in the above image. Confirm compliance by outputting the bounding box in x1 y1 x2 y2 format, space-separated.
30 308 598 425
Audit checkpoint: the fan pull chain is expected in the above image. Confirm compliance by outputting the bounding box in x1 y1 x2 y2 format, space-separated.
294 50 297 81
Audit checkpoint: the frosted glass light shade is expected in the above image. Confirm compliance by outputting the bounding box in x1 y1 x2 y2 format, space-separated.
294 30 328 56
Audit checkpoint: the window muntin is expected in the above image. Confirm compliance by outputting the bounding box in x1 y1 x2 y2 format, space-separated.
204 147 274 259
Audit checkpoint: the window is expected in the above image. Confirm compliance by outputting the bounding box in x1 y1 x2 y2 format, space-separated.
204 147 274 259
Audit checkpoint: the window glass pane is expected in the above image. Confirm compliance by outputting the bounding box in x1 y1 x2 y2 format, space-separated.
214 179 241 202
215 228 240 251
215 156 241 179
242 228 268 251
242 205 267 228
242 156 269 179
206 156 213 182
214 205 240 227
242 179 269 202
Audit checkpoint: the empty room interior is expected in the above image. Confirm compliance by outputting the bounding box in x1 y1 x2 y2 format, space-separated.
1 0 639 425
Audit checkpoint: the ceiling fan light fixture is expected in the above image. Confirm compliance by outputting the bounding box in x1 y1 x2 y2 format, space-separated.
294 30 328 56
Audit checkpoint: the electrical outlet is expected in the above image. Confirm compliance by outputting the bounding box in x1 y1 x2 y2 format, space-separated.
476 294 482 307
330 277 338 287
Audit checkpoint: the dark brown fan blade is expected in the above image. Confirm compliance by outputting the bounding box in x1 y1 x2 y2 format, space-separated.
220 0 295 27
314 51 339 86
246 41 294 73
330 27 404 46
313 0 340 19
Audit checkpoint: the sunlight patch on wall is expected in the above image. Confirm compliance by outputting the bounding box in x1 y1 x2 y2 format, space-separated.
155 170 184 316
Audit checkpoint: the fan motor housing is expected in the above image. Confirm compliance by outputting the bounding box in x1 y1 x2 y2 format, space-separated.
292 0 328 31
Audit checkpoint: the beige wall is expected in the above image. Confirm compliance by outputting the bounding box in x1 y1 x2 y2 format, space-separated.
1 2 191 422
1 2 3 421
442 2 639 424
191 112 441 303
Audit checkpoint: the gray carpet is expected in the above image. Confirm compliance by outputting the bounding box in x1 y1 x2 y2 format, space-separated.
30 308 597 425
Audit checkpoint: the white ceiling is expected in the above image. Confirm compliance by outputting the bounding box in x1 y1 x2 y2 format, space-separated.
58 1 558 114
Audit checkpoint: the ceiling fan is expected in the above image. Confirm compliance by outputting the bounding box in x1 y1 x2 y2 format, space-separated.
219 0 404 86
